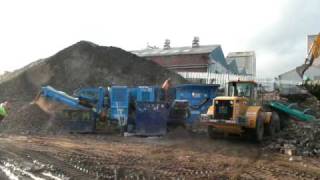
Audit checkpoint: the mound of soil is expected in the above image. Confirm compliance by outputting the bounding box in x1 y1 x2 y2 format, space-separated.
0 41 186 101
0 103 66 134
0 41 187 134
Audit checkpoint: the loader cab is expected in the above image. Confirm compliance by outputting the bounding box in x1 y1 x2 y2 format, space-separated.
228 81 258 101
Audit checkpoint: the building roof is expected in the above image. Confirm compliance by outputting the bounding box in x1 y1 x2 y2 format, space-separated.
132 45 220 57
227 60 239 74
208 46 228 68
226 51 255 57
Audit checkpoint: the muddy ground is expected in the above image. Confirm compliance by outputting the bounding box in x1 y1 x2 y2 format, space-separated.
0 133 319 180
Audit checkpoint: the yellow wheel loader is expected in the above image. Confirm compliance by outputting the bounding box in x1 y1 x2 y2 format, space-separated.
200 80 280 142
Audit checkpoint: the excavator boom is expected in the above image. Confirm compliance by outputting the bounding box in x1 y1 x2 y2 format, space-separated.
296 33 320 78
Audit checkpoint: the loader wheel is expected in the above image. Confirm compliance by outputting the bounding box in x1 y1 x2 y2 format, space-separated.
254 112 264 142
265 117 276 138
272 111 281 133
279 113 289 129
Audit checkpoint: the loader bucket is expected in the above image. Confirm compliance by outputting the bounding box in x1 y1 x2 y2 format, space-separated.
296 64 309 78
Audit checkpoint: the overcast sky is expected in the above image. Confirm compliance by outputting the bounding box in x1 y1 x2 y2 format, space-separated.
0 0 319 77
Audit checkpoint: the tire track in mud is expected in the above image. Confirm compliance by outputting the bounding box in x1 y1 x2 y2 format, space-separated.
228 143 264 179
0 142 93 180
239 161 320 180
1 135 320 179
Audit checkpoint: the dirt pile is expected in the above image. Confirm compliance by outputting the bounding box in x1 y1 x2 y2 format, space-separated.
0 41 187 101
0 103 66 134
264 120 320 157
0 41 187 134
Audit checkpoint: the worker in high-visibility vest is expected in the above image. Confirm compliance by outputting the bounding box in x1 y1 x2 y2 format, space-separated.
0 101 8 121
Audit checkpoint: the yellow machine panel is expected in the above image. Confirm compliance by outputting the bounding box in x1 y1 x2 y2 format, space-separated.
202 80 279 142
264 112 272 124
207 105 214 115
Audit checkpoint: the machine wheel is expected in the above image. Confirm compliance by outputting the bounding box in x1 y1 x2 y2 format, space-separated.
254 112 264 142
265 117 276 138
279 113 289 129
272 111 281 133
265 112 280 138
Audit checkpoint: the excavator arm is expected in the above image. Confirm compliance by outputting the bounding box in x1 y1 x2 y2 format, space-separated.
296 33 320 78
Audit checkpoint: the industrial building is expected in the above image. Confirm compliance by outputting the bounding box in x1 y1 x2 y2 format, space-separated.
279 66 320 82
132 38 237 74
226 51 256 76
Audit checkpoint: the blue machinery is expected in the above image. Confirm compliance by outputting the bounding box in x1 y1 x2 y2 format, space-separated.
174 84 220 124
39 86 90 110
110 86 129 125
36 84 221 135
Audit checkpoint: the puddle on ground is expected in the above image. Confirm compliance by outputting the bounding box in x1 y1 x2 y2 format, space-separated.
0 158 69 180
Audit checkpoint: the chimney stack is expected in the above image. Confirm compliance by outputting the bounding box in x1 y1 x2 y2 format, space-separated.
164 39 171 49
192 36 200 48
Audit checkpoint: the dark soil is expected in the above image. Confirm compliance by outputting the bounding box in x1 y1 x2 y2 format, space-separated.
0 103 66 134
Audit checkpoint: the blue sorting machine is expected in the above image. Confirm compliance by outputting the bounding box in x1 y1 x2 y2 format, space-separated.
129 86 162 102
129 86 168 136
135 102 168 136
174 84 220 124
110 86 129 126
37 86 106 133
36 83 220 135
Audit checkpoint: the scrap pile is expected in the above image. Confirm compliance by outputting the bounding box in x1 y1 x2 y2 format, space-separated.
298 95 320 117
304 82 320 101
264 120 320 157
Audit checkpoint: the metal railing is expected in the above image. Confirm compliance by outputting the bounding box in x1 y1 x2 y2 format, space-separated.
177 71 308 95
178 71 272 89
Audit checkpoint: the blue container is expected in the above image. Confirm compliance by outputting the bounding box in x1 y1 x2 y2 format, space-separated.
135 102 168 136
136 86 156 102
129 87 138 102
174 84 219 124
129 86 162 103
110 86 129 124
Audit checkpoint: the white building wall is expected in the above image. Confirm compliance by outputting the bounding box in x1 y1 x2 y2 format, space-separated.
178 71 274 91
278 66 320 84
226 52 256 76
